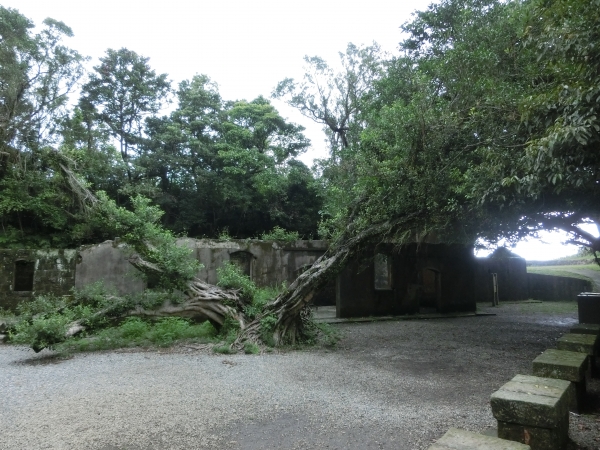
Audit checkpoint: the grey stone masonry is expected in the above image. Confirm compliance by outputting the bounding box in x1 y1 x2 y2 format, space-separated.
557 333 599 378
557 333 599 355
570 323 600 335
428 428 530 449
532 349 588 412
490 375 572 450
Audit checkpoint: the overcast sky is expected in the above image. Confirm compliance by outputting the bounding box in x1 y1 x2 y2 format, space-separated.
6 0 596 259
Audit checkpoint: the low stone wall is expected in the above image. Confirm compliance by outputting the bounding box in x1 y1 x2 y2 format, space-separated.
176 238 328 287
0 240 335 310
527 273 592 301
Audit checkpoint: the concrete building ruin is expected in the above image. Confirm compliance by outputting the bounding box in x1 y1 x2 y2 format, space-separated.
0 240 591 316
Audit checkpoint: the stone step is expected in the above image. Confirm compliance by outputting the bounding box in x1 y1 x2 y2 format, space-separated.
532 348 588 382
557 333 598 355
532 349 588 412
490 374 572 450
428 428 530 449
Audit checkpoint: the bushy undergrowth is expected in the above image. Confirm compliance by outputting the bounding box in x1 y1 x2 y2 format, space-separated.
216 262 285 319
8 282 207 352
7 264 336 354
10 294 97 352
58 317 218 353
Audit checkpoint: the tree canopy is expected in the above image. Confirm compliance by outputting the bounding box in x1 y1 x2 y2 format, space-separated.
0 7 323 247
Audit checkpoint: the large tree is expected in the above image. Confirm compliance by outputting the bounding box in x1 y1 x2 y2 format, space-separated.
0 7 86 247
140 76 321 238
13 0 600 353
80 48 170 182
466 0 600 255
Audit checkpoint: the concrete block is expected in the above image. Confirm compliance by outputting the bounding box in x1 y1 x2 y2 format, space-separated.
557 333 598 355
532 349 588 412
532 349 588 382
491 375 572 428
497 418 568 450
491 375 571 450
429 427 530 449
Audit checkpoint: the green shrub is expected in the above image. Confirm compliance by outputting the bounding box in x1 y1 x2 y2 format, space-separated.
73 281 117 308
119 317 150 339
244 342 260 354
218 315 241 344
213 344 234 354
10 294 97 352
314 323 342 347
217 262 257 302
259 314 277 347
260 226 299 242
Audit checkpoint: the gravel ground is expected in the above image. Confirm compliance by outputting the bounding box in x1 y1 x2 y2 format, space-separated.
1 302 599 450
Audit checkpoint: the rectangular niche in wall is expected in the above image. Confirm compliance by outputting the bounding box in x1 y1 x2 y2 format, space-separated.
229 251 253 278
14 260 35 291
374 253 392 290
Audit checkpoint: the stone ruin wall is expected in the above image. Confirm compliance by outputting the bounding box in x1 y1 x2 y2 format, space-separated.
0 249 77 310
0 240 329 310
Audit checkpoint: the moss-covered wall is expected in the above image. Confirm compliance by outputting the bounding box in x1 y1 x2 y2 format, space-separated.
0 249 76 310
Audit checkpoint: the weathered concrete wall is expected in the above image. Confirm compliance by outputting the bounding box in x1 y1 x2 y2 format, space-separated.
0 249 76 310
72 239 335 303
527 273 592 301
474 257 529 302
176 238 328 287
75 240 145 295
337 243 477 318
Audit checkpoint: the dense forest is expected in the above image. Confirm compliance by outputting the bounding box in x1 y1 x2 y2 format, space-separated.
0 17 322 247
2 0 600 349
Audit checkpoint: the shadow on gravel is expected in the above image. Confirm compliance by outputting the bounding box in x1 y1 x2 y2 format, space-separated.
9 350 72 366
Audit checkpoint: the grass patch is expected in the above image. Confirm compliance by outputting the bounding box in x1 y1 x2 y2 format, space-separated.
213 344 234 354
314 322 342 347
517 301 578 315
56 317 218 353
528 264 599 275
244 342 260 354
527 267 593 281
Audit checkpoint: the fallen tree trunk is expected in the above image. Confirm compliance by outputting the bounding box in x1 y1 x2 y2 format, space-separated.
236 217 417 346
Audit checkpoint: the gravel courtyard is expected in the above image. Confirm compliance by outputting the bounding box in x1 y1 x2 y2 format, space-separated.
1 302 599 450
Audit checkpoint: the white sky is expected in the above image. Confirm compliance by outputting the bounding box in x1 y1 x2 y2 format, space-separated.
6 0 596 260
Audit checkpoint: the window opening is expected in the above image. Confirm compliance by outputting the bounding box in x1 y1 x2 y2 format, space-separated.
229 251 253 278
374 253 392 290
14 260 35 291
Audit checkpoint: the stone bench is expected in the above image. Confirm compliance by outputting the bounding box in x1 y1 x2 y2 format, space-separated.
428 428 530 449
557 333 599 377
532 348 589 412
490 374 572 450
